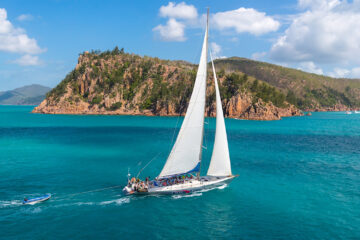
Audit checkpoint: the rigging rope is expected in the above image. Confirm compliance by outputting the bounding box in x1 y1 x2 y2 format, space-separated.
136 152 161 178
62 185 124 198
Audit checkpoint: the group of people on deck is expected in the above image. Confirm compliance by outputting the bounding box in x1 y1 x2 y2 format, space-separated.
156 174 194 187
128 177 150 192
128 174 195 192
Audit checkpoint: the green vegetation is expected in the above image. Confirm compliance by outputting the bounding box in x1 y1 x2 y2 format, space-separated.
214 57 360 109
109 102 122 111
91 95 102 105
46 69 80 101
45 48 360 114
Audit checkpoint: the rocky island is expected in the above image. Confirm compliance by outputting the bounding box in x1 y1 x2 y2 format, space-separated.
34 48 360 120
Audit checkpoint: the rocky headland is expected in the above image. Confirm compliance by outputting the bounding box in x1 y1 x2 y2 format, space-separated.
33 49 302 120
34 48 360 120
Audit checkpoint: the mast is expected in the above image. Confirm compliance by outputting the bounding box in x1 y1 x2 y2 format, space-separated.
197 7 209 180
158 8 209 179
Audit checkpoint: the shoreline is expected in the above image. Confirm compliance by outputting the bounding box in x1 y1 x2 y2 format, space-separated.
31 108 302 121
30 107 360 120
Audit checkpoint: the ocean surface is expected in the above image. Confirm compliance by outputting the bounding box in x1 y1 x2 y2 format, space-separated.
1 106 359 239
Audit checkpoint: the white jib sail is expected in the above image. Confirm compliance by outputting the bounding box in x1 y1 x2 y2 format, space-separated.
207 52 232 177
158 15 208 178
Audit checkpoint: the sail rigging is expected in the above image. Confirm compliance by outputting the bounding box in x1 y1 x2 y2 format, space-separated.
207 51 232 177
158 10 209 179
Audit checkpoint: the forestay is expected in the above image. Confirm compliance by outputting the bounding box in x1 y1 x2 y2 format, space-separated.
207 52 232 177
158 15 208 179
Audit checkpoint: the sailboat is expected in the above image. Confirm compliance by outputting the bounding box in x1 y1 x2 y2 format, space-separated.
123 9 237 195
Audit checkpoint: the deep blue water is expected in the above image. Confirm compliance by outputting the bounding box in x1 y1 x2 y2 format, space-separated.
1 106 359 239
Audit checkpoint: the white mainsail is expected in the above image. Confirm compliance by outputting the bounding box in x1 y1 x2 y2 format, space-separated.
207 52 232 177
158 11 209 178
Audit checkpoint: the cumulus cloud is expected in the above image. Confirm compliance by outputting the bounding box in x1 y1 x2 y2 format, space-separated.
298 0 340 10
154 3 279 42
13 54 41 66
154 2 198 42
328 67 349 78
153 18 186 42
17 14 34 21
0 8 45 54
210 42 226 59
269 0 360 64
159 2 198 20
327 66 360 78
298 61 323 75
212 8 280 35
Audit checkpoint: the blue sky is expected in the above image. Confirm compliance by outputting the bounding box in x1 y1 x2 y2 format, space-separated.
1 0 360 91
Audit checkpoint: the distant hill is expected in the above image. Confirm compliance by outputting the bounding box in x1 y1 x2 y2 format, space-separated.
0 84 51 105
214 57 360 110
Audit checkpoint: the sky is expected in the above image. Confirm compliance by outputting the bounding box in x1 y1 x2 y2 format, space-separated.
1 0 360 91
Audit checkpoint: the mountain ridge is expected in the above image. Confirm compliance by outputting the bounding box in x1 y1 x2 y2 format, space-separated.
0 84 51 105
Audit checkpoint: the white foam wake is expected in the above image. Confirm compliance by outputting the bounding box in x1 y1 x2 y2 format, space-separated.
172 192 203 199
99 197 130 206
171 184 228 199
0 200 22 208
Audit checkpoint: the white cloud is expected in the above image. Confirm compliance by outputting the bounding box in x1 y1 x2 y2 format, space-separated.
17 14 34 21
328 67 349 78
212 8 280 35
211 42 221 55
159 2 198 20
153 18 186 42
154 3 279 42
327 66 360 78
13 54 41 66
350 67 360 78
269 0 360 64
298 61 323 75
210 42 226 59
298 0 340 10
0 8 45 54
251 52 267 60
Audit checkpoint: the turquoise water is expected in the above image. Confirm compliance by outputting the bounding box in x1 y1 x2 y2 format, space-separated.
1 106 359 239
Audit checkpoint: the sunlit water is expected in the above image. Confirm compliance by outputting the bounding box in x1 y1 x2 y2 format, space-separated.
1 106 359 239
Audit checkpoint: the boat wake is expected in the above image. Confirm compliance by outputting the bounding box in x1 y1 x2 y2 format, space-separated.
74 201 96 206
0 200 22 208
172 192 203 199
216 184 228 190
54 196 131 208
99 197 130 206
23 207 42 214
171 184 228 199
